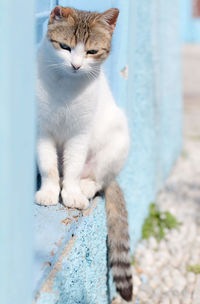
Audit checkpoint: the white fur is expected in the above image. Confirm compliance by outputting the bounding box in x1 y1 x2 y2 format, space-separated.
36 37 130 209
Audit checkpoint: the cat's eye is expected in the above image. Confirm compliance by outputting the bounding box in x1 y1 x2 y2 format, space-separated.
59 43 71 52
87 50 98 55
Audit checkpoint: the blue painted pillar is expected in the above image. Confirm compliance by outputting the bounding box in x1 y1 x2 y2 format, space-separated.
0 1 35 304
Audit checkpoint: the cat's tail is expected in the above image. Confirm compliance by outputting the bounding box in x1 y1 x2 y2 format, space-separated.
104 180 133 302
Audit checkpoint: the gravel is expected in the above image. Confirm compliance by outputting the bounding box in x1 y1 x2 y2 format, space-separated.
131 138 200 303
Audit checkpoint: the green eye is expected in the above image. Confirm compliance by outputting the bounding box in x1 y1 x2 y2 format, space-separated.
87 50 98 55
59 43 71 52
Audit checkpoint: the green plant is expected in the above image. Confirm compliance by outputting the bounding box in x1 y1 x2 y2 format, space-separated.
181 150 188 158
187 264 200 274
142 203 181 241
131 256 136 266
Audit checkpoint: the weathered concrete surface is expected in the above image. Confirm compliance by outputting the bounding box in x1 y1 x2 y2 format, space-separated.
33 204 81 294
35 197 110 304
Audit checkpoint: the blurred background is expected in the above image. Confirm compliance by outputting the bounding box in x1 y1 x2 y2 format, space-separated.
0 0 200 303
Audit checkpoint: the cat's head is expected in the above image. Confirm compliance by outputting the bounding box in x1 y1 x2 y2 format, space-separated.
46 6 119 76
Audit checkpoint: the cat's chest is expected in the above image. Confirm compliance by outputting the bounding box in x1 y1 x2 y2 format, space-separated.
38 85 96 139
37 71 102 140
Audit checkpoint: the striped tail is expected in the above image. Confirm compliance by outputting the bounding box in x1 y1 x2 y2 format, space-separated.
105 181 133 302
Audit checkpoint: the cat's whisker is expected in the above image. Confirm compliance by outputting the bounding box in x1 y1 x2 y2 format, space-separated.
88 70 99 80
46 64 66 69
87 73 95 81
84 72 91 81
45 63 67 73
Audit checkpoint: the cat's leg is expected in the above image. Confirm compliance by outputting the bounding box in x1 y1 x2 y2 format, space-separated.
92 131 130 189
35 137 60 206
80 130 129 198
62 135 90 209
79 156 101 199
80 178 101 199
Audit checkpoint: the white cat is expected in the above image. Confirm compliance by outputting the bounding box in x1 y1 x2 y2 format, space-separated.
36 7 130 210
36 6 132 301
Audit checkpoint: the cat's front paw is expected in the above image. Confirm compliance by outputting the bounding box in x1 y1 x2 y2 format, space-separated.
80 178 101 199
35 185 60 206
61 187 89 210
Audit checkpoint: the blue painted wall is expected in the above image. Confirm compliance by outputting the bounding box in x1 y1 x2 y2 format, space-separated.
125 0 182 247
181 0 200 42
0 1 35 304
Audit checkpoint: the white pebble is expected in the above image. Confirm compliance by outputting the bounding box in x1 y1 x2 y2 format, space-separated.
140 274 148 284
159 297 170 304
155 255 168 268
152 288 162 299
151 294 160 304
133 276 142 287
193 275 200 303
149 277 160 289
133 285 138 296
142 301 152 304
190 251 199 264
161 269 170 279
142 266 156 277
181 291 192 304
139 283 152 296
148 236 158 250
137 290 148 301
161 284 170 293
187 283 195 293
135 244 146 257
171 296 180 304
163 275 173 289
187 272 196 284
175 276 187 293
159 240 167 251
142 250 155 266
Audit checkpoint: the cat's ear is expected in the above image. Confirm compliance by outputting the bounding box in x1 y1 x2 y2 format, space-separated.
49 6 75 24
100 8 119 32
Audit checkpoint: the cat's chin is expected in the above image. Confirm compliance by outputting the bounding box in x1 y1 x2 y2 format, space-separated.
57 68 84 78
65 68 97 79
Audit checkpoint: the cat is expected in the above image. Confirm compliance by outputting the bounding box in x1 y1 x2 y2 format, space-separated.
36 6 132 302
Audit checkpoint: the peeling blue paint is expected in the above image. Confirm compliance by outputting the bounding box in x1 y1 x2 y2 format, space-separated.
37 198 110 304
33 204 81 294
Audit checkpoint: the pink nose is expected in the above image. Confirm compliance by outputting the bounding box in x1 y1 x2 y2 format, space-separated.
71 63 81 70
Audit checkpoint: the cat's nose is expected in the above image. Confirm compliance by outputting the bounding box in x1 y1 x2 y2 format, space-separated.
71 63 81 70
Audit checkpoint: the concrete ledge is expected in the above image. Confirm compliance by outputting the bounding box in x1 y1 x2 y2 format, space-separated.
33 203 80 294
34 197 114 304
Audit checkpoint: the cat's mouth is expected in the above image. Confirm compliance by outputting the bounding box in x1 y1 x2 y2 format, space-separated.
70 69 83 76
69 67 86 76
64 67 82 76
